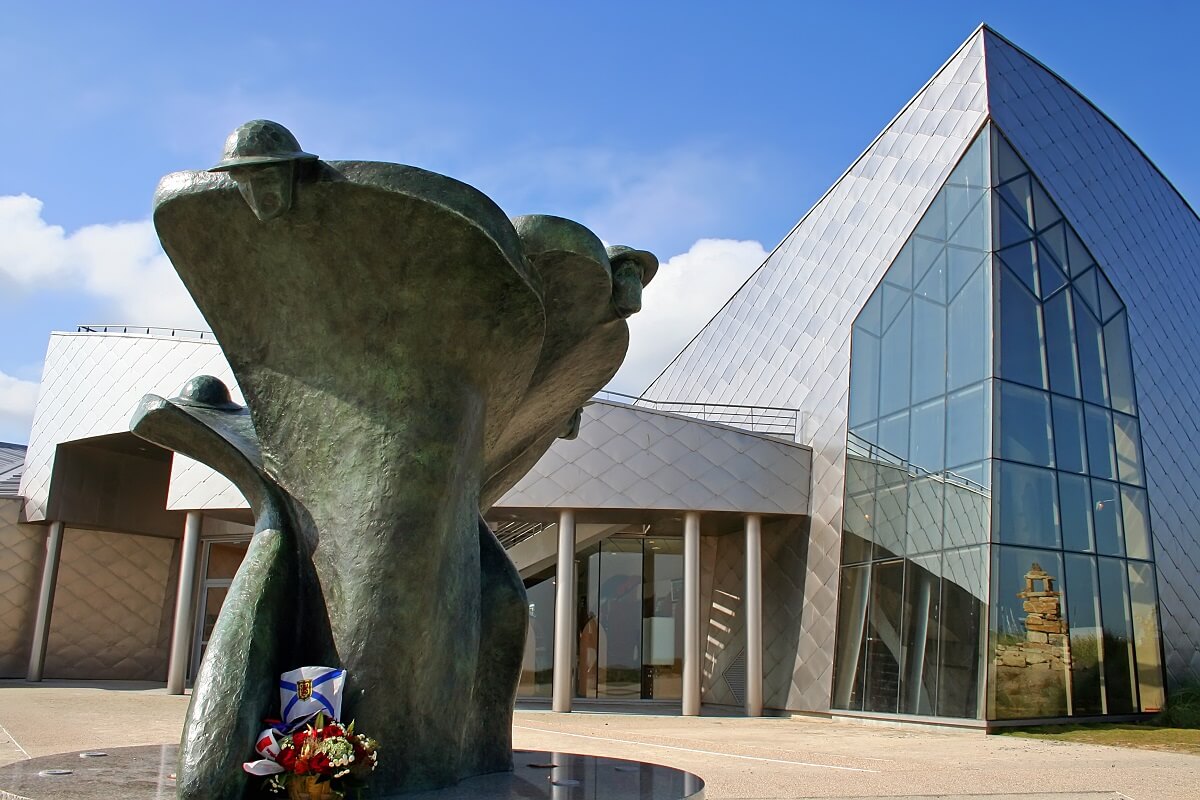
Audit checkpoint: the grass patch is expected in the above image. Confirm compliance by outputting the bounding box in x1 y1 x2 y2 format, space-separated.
1000 724 1200 755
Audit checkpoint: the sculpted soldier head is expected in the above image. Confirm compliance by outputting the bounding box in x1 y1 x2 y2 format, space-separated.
210 120 318 221
605 245 659 319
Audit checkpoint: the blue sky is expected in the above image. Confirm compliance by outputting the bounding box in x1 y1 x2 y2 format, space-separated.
1 1 1197 443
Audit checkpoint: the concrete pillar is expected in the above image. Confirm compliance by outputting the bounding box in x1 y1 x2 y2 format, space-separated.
744 514 763 717
682 511 701 716
27 521 64 681
167 511 203 694
552 510 576 713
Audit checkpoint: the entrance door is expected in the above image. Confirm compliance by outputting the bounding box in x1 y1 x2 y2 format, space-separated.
189 540 250 681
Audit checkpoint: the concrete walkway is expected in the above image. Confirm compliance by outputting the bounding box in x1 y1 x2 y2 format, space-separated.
0 682 1196 799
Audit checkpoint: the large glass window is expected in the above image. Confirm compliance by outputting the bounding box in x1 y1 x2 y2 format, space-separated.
839 124 1164 723
567 535 685 701
835 129 993 719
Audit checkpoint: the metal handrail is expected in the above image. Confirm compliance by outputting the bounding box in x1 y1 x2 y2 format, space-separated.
846 431 990 495
594 389 803 441
77 324 216 341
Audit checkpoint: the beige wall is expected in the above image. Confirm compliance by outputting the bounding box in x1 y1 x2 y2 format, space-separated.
43 527 179 681
0 499 42 678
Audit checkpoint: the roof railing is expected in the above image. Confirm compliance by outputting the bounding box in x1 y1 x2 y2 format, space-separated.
76 324 216 341
593 389 804 441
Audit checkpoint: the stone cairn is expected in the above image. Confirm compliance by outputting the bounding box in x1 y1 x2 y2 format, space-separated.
995 563 1073 672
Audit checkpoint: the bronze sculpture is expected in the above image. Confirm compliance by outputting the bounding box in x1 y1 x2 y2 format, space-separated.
132 120 656 798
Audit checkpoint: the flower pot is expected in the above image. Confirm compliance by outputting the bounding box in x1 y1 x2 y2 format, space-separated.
287 775 339 800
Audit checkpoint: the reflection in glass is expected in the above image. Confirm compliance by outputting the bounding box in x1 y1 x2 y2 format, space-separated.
518 572 556 698
864 561 904 713
879 411 910 462
1058 473 1094 553
1097 557 1137 714
990 546 1070 719
848 332 880 427
1043 289 1081 398
938 546 985 718
948 264 990 390
843 458 876 564
944 476 990 548
832 565 871 710
1128 562 1166 712
1064 554 1104 715
880 300 912 416
1113 413 1143 487
946 383 989 468
1121 487 1152 561
873 472 908 560
1105 312 1137 415
1084 405 1116 480
907 477 943 555
900 554 941 715
996 381 1054 467
642 539 684 700
910 398 945 473
1075 294 1109 407
1092 479 1124 557
995 461 1060 548
997 266 1048 390
597 538 644 699
1051 396 1088 475
912 298 946 403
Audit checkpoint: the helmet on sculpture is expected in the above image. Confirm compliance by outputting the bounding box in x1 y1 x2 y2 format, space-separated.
605 245 659 286
209 120 318 172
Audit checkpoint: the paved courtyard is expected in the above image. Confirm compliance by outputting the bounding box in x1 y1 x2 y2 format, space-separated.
0 681 1196 799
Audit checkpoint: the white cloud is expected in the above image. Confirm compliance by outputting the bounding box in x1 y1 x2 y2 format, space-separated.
0 194 205 329
465 145 762 256
607 238 766 395
0 368 39 444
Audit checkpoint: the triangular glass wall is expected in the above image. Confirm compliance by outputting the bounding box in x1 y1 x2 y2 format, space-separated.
835 123 1166 722
835 128 992 718
987 127 1164 720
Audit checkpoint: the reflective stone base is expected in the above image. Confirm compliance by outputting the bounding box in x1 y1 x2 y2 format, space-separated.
0 746 705 799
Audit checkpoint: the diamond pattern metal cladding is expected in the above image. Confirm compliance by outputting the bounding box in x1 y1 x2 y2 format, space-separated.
498 401 811 514
0 499 41 677
43 527 178 680
21 332 242 521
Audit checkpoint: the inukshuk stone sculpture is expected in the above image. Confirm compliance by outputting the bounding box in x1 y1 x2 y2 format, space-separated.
132 120 658 799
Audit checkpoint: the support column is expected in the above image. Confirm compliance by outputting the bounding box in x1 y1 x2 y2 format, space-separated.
744 514 764 717
551 509 576 713
167 511 203 694
27 521 64 681
682 511 701 716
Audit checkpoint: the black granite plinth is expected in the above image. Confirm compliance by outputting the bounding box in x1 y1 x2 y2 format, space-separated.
0 746 705 799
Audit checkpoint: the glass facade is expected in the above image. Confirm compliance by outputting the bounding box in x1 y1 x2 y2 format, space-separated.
835 129 992 718
518 533 685 701
835 124 1167 721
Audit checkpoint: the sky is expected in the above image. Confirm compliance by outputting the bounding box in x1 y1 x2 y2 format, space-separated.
1 1 1197 444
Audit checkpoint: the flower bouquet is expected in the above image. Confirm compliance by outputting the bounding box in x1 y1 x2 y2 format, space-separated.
263 713 378 799
243 667 379 799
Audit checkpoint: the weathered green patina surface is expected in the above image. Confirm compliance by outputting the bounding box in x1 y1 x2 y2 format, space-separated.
132 121 655 798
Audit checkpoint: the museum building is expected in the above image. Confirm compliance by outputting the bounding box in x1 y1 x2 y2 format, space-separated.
2 25 1197 727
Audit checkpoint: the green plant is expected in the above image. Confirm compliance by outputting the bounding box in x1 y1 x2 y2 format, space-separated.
1155 683 1200 729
